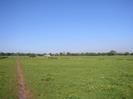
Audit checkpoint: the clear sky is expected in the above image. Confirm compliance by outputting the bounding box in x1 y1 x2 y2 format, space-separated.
0 0 133 53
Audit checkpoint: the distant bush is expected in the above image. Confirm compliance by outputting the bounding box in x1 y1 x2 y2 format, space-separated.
29 54 36 58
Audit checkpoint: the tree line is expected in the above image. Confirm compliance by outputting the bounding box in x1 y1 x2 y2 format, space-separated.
0 50 133 57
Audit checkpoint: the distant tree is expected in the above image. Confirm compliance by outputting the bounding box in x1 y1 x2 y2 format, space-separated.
66 52 71 56
124 52 130 55
0 52 5 56
108 50 117 55
49 53 54 56
130 53 133 55
59 52 64 56
89 52 97 56
29 54 36 58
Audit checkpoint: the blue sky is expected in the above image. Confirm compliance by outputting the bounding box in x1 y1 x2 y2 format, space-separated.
0 0 133 53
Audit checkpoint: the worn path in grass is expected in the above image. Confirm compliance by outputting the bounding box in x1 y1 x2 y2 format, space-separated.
16 57 32 99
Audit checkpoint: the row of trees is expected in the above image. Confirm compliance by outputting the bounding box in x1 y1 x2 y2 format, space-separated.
0 50 133 56
58 50 133 56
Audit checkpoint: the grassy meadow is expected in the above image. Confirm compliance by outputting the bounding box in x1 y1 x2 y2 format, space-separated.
20 56 133 99
0 56 17 99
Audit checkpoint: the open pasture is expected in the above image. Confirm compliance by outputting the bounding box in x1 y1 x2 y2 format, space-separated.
0 56 17 99
21 56 133 99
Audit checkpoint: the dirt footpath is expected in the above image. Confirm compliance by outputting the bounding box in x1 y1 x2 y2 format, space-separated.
16 57 32 99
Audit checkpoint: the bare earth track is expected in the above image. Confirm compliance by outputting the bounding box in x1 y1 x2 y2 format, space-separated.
16 57 32 99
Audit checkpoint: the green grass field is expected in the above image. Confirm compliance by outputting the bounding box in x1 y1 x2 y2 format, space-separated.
20 56 133 99
0 56 17 99
0 56 133 99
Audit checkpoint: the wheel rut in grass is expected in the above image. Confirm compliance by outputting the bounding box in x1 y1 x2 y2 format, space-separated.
16 57 32 99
